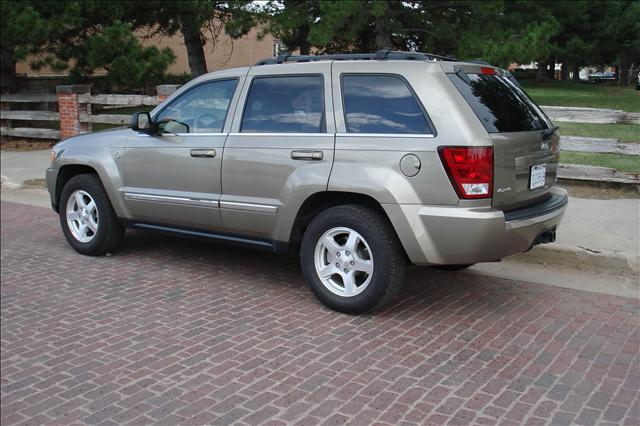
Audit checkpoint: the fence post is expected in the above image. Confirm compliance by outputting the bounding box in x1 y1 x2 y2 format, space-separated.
0 100 10 143
156 85 180 102
56 84 91 139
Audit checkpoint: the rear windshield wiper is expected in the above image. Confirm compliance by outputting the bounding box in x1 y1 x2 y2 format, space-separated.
455 68 472 85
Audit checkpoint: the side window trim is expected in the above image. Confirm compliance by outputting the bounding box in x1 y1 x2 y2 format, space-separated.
239 73 327 134
152 77 239 134
339 73 437 136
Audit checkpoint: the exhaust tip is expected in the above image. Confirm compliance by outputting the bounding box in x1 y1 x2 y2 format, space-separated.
536 228 557 245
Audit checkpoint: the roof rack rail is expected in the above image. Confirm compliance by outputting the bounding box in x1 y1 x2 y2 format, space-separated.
254 50 456 66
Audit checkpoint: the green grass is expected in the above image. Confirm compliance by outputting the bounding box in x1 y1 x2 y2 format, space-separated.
558 122 640 143
520 80 640 112
560 152 640 173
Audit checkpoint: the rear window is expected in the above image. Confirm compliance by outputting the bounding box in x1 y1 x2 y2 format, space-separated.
448 72 551 133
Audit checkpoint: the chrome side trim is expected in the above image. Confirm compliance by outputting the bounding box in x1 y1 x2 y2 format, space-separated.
335 133 435 138
124 192 219 208
228 133 330 137
219 201 278 214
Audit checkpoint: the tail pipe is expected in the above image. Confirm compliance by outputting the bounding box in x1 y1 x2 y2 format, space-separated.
526 227 557 252
536 228 557 244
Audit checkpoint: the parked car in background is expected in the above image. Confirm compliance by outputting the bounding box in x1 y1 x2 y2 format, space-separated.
589 71 616 83
46 51 567 314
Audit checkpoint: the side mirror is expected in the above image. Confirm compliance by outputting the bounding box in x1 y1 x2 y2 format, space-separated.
131 112 153 132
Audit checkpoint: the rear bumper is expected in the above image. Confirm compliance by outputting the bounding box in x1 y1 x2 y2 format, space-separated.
386 188 568 265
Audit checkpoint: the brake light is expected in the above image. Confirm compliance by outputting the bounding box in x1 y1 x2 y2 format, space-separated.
438 147 493 199
481 67 496 75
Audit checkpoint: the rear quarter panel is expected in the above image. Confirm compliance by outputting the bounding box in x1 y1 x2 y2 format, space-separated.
328 61 491 206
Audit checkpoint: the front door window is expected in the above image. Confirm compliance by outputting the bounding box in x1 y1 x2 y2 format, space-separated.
156 79 238 134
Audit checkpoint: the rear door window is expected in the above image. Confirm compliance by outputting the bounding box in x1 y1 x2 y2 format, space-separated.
448 72 551 133
341 74 433 134
241 75 325 133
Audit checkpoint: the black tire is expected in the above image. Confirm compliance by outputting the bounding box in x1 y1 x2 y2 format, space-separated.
59 174 124 256
300 205 405 314
434 264 475 271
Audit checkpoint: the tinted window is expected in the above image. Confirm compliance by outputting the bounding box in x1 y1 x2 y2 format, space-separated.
448 73 551 133
342 75 431 134
241 75 325 133
156 79 237 134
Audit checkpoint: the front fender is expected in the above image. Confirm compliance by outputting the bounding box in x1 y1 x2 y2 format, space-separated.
51 129 129 218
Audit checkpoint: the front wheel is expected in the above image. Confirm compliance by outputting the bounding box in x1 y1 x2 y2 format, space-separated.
300 205 405 314
59 174 124 256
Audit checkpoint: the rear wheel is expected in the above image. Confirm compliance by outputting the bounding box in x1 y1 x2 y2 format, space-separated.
300 205 405 314
59 174 124 256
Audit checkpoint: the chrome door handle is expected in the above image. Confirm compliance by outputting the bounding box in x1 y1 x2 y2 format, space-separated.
190 149 216 158
291 150 323 161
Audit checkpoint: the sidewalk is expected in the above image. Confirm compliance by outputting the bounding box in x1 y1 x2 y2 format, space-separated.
2 149 638 286
1 149 50 189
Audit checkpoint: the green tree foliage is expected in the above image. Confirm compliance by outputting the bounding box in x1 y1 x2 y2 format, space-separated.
260 0 640 83
0 1 48 92
81 21 176 91
131 0 255 77
0 1 176 93
258 0 321 55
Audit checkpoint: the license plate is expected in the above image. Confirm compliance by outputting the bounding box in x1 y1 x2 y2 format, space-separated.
530 164 546 189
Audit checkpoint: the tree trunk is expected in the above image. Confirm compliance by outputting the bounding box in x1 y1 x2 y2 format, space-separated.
619 57 628 86
571 63 580 81
182 25 208 78
536 61 548 81
1 45 16 94
546 57 556 80
298 25 311 55
560 60 569 81
374 14 392 50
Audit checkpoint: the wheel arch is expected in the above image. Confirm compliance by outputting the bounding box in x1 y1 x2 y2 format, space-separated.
54 165 99 212
54 163 125 218
287 191 410 260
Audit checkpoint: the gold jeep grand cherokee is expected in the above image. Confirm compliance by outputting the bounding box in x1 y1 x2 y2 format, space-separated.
47 51 567 314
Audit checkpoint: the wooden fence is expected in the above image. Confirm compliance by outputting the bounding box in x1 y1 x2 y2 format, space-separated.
0 93 61 139
1 85 177 140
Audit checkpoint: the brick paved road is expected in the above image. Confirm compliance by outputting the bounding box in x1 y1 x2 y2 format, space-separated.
1 200 639 426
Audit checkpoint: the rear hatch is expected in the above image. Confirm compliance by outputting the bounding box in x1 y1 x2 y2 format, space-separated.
447 65 559 210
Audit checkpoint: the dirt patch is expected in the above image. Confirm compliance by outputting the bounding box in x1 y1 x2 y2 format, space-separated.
22 178 46 189
558 180 640 199
1 139 55 151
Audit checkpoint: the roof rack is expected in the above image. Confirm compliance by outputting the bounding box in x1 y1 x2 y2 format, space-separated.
254 50 456 66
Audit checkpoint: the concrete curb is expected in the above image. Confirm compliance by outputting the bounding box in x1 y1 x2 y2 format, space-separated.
514 243 638 275
0 175 21 190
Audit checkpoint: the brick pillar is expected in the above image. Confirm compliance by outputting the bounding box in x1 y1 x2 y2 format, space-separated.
56 85 91 139
156 85 180 102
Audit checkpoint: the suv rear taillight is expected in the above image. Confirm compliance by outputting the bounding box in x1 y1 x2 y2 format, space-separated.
438 147 493 199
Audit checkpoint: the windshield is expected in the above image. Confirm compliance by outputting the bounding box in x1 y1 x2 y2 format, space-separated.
448 72 552 133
